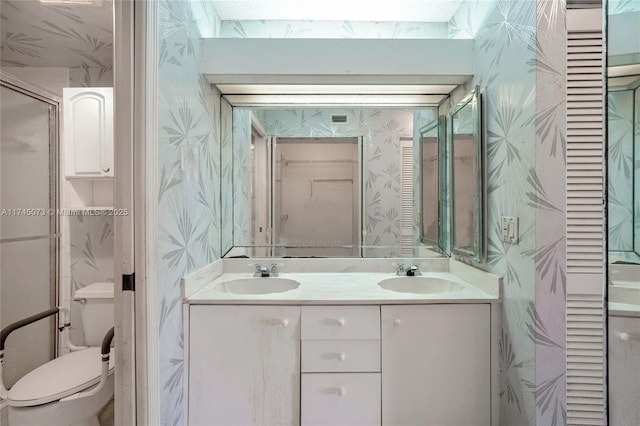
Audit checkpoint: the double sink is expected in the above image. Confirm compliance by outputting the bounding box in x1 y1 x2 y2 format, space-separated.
214 275 464 296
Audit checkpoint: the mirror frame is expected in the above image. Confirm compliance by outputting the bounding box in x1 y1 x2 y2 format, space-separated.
449 87 485 262
419 117 446 252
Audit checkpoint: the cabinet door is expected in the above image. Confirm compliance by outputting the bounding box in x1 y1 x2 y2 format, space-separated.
189 305 301 426
381 304 490 426
63 88 113 178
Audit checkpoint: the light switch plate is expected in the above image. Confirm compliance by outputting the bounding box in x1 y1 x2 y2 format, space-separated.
501 216 519 244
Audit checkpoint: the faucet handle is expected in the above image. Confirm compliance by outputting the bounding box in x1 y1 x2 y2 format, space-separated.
393 262 405 275
270 264 279 277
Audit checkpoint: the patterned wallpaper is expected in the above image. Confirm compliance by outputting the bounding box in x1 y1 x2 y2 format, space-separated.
0 0 113 86
449 0 567 425
219 20 449 38
157 1 222 423
534 1 568 425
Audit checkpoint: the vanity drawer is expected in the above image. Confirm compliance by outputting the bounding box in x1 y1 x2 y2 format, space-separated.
301 373 381 426
301 306 380 340
302 340 380 373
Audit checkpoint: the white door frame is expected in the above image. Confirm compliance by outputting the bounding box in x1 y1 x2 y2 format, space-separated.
113 0 159 424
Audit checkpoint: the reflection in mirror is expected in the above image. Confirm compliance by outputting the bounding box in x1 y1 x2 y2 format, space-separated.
450 88 483 261
420 120 440 245
607 4 640 426
273 137 360 257
223 107 445 258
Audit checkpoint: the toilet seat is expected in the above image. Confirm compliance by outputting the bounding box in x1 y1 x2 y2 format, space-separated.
7 347 115 407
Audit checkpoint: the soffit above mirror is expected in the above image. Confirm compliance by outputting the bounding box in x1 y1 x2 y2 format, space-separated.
203 38 472 106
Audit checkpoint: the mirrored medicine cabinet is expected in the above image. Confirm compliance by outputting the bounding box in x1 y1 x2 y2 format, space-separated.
220 88 485 261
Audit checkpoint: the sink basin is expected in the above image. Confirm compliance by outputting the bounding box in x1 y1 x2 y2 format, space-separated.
378 276 463 294
215 277 300 295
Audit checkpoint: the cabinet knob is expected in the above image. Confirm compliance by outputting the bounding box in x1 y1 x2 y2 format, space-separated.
393 318 402 326
280 319 289 327
337 352 346 361
336 318 345 326
102 166 110 172
338 387 347 396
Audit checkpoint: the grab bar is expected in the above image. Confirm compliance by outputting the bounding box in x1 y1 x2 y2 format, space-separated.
0 307 60 399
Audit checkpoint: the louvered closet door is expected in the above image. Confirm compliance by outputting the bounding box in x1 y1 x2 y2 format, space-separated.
565 8 606 426
400 138 414 256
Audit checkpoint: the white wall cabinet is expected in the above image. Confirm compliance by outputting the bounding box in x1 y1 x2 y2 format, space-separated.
63 87 113 178
188 303 493 425
188 305 301 426
382 304 491 426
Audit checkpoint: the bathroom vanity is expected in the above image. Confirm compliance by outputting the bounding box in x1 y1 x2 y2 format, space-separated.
183 258 501 426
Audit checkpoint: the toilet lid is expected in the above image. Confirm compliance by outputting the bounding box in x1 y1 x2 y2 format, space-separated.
7 347 115 407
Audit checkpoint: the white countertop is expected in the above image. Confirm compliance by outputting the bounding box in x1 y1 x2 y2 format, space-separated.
184 259 501 305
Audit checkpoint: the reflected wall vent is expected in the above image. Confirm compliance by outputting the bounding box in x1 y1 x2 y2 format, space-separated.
331 114 348 123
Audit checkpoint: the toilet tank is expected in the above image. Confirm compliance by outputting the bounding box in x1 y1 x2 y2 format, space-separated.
74 282 114 346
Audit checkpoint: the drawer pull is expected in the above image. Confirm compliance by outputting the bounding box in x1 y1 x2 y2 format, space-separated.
337 352 346 361
394 318 402 326
336 318 346 326
337 387 347 396
619 332 640 342
265 318 289 326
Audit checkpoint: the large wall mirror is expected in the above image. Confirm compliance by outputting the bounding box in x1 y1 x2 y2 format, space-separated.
606 4 640 426
449 88 484 261
221 106 444 258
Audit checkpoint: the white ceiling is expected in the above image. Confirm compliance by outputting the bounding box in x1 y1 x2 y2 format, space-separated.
210 0 464 22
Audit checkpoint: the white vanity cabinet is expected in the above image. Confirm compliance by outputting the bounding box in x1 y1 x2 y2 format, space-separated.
63 87 113 178
188 305 301 426
187 303 494 426
381 304 491 426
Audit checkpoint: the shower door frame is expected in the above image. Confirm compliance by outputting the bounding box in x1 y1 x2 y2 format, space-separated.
0 71 61 358
270 136 363 256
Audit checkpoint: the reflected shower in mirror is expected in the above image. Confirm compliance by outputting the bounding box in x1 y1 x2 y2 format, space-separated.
450 87 483 261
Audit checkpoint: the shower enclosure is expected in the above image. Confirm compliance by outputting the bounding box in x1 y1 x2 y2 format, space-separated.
272 137 361 257
0 73 59 387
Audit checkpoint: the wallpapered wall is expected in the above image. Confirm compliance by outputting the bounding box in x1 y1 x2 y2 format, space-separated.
450 0 568 425
154 0 572 425
157 1 222 423
0 0 113 86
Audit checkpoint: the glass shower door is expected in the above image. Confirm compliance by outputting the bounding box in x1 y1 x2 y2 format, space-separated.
0 81 58 388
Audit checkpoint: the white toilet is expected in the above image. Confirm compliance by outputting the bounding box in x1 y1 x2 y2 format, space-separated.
4 282 115 426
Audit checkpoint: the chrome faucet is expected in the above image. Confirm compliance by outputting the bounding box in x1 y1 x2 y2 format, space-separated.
254 264 279 277
405 265 421 276
396 264 421 276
